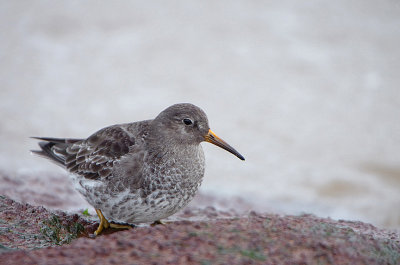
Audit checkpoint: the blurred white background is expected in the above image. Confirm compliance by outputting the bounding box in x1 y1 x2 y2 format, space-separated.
0 1 399 228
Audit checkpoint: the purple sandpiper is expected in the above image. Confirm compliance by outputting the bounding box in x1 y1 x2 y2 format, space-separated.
32 103 244 235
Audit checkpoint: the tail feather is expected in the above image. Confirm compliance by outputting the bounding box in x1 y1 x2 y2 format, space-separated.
30 137 82 144
31 137 83 167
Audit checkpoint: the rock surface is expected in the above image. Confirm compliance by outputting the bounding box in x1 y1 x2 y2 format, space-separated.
0 195 399 264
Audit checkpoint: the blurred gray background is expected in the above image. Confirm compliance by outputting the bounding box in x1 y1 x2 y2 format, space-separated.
1 1 399 228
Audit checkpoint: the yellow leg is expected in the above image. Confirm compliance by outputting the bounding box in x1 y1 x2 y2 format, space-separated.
94 209 133 236
94 209 110 236
109 223 133 229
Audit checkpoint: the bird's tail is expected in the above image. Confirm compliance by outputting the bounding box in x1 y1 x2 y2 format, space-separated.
31 137 82 167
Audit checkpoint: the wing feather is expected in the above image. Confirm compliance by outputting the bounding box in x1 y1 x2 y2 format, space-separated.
33 125 136 180
66 126 136 179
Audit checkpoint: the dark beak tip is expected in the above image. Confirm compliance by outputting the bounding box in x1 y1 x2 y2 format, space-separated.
205 129 245 161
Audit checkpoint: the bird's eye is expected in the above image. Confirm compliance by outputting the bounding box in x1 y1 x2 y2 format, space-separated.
183 118 193 126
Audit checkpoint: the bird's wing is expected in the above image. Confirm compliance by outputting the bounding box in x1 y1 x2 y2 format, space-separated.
33 125 137 180
64 125 137 180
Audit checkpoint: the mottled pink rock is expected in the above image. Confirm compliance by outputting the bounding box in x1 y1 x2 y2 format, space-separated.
0 195 399 264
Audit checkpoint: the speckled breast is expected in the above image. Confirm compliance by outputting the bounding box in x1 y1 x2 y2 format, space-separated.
72 145 206 224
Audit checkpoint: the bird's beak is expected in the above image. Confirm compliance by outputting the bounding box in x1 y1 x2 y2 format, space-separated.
204 129 245 161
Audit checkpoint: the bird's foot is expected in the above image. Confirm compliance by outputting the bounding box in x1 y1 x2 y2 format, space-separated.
94 209 110 236
109 223 134 229
151 220 166 226
93 209 133 236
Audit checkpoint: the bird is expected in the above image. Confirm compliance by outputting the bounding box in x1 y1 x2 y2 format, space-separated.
32 103 245 236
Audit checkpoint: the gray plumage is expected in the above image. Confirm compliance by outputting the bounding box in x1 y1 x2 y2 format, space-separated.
32 103 244 224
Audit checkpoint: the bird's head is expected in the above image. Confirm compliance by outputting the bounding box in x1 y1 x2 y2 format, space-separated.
153 103 245 161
